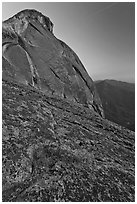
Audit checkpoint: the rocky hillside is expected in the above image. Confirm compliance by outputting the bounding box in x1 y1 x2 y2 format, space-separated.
95 80 135 131
2 10 135 202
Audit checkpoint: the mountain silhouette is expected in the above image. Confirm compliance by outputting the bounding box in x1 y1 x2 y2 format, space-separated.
2 10 135 202
95 80 135 131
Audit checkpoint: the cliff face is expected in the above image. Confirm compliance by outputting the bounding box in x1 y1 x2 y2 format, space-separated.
2 10 135 202
2 9 103 117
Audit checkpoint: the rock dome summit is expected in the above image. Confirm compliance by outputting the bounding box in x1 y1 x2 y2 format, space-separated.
2 9 104 117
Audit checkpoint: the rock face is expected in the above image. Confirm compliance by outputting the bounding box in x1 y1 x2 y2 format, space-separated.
2 9 103 117
95 80 135 131
2 10 135 202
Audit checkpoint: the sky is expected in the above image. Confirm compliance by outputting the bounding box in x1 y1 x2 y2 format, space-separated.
2 2 135 82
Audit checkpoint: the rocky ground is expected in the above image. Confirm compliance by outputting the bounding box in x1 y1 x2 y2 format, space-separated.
2 79 135 202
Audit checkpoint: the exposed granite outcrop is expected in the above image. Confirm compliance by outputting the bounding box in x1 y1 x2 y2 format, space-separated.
2 9 103 117
2 80 135 201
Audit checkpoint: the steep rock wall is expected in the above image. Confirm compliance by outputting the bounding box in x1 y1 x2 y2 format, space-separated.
2 9 104 117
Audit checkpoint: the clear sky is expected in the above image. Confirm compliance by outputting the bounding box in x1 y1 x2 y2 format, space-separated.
2 2 135 82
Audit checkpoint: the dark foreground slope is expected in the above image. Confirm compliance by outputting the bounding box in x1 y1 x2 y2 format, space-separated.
2 80 135 202
95 80 135 131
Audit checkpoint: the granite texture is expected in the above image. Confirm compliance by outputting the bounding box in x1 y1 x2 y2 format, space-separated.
2 80 135 202
2 9 103 117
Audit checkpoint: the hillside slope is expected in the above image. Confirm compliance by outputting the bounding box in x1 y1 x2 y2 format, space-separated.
2 79 135 202
95 80 135 131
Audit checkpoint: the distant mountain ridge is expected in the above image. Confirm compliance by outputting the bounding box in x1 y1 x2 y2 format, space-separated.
95 79 135 131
